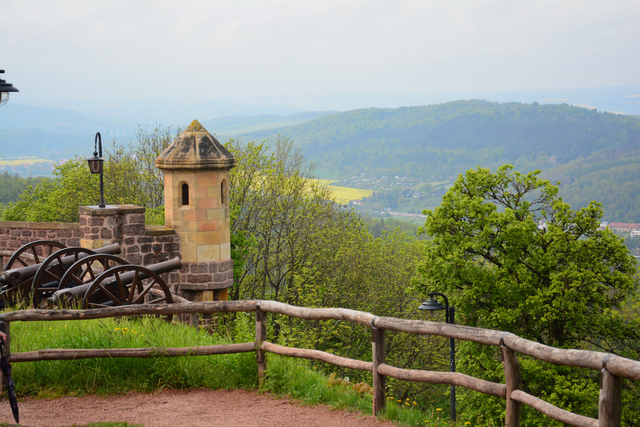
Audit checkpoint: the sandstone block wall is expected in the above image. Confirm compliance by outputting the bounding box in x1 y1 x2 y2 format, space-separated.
0 205 234 299
0 205 181 292
78 205 181 267
0 221 82 270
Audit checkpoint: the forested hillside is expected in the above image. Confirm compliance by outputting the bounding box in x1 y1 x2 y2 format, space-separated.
0 172 43 206
241 100 640 221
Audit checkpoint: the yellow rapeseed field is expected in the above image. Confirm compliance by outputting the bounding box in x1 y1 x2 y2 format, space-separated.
0 157 51 166
312 179 373 203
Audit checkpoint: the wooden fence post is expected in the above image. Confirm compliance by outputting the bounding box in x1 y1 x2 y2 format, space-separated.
501 336 522 427
598 357 622 427
255 304 267 385
372 322 386 415
0 321 8 395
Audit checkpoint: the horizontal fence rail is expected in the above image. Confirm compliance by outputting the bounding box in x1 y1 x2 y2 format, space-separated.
1 300 639 426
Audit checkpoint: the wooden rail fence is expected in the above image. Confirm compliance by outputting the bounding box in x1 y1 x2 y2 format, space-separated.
1 300 639 427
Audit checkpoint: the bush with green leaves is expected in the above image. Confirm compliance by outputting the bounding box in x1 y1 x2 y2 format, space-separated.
0 125 176 223
414 165 640 425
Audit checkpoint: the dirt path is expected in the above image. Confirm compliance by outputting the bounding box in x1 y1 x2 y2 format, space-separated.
0 389 396 427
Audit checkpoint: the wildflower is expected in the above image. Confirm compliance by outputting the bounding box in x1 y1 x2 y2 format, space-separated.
437 408 442 412
405 402 410 406
397 400 401 403
465 423 471 425
413 402 417 405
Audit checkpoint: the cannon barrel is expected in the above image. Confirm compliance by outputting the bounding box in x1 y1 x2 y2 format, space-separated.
49 256 182 305
0 243 122 286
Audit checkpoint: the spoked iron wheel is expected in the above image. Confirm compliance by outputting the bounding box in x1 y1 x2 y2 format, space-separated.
58 254 129 290
5 240 66 270
82 265 173 321
32 247 96 308
53 254 129 307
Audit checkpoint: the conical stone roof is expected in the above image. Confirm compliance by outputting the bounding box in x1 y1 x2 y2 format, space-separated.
156 120 236 170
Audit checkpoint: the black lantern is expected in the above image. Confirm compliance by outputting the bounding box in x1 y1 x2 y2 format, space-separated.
86 153 103 174
87 132 106 208
419 292 456 422
0 70 19 106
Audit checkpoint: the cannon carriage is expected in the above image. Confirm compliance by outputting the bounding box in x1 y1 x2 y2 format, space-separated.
0 240 179 311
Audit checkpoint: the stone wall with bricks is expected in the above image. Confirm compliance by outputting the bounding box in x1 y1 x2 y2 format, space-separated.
1 121 236 302
0 204 233 299
0 205 183 292
0 221 82 268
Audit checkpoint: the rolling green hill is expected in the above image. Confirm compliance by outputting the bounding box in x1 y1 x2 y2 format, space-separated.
240 100 640 221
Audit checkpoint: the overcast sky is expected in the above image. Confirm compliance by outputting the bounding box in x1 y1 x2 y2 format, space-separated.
1 0 639 108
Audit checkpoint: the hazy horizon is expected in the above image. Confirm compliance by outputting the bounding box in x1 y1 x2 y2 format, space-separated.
2 0 639 111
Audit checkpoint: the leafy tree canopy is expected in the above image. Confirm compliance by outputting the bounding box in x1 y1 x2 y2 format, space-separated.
414 165 639 424
416 164 637 347
0 125 176 223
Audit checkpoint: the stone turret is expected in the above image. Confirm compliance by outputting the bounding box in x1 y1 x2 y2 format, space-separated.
156 120 236 301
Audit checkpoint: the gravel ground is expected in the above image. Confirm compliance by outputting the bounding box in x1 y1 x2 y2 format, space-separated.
0 388 396 427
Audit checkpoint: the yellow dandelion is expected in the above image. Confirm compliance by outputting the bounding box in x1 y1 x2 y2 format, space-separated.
397 400 401 403
465 423 471 425
437 408 442 411
413 402 417 405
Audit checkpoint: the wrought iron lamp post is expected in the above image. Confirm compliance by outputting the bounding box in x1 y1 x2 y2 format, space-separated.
419 292 456 422
0 70 19 106
87 132 106 208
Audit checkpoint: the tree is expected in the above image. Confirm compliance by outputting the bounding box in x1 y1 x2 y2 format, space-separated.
225 137 448 406
227 136 346 305
0 158 96 222
0 125 177 224
414 165 639 424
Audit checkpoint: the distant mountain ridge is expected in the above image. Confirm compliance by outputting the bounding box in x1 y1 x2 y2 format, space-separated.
239 100 640 221
1 97 639 221
240 100 639 176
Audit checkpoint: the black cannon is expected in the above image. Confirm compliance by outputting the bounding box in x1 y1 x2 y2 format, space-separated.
1 241 181 316
0 241 122 307
49 257 181 310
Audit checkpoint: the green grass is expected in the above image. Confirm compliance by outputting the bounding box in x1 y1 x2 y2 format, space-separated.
5 312 475 426
10 314 257 398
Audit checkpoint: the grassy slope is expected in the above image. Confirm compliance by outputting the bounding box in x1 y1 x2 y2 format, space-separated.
7 313 457 426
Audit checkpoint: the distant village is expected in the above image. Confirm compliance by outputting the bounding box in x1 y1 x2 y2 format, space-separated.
334 173 423 190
